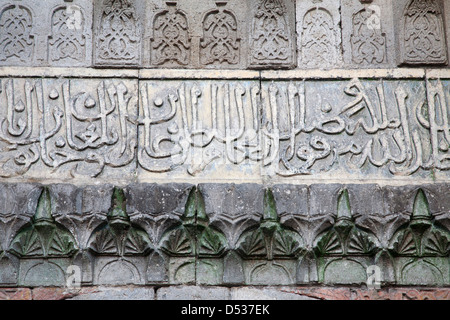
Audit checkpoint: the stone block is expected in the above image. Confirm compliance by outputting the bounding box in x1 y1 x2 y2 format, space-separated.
92 256 147 286
242 260 297 285
296 0 343 69
341 0 395 68
231 287 317 300
17 258 71 287
93 0 145 67
68 287 155 300
0 0 93 67
156 285 230 300
394 0 448 66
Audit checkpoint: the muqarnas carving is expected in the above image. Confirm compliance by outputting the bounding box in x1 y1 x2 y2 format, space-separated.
94 0 142 66
400 0 448 65
87 188 153 285
151 1 191 67
249 0 295 68
200 1 240 66
159 187 227 285
0 3 34 65
236 189 305 285
313 189 380 284
388 189 450 285
8 187 78 286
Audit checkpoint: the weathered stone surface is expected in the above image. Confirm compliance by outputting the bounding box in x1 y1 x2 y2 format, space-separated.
68 287 155 300
341 0 395 68
156 285 230 300
231 287 317 300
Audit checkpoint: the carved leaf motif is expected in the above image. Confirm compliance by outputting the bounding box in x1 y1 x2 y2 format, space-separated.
49 6 86 63
200 8 240 65
392 230 417 256
9 227 43 257
316 231 342 256
48 228 78 257
152 7 191 65
301 8 338 68
273 230 302 257
198 228 226 257
89 227 117 255
348 230 376 255
423 229 450 256
96 0 141 63
162 228 193 256
237 229 266 257
351 9 386 64
124 228 152 255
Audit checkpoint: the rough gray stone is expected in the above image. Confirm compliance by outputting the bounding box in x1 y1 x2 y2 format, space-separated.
69 287 155 300
156 286 230 300
231 287 317 300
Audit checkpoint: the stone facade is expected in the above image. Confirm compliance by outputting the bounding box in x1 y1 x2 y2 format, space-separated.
0 0 449 300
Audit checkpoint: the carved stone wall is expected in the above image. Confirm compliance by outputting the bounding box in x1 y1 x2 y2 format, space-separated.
0 0 449 300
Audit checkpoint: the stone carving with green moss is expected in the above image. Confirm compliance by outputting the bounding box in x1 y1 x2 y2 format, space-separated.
88 188 152 256
9 187 78 258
